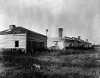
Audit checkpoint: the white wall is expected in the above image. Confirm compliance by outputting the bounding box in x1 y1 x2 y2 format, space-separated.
0 34 26 48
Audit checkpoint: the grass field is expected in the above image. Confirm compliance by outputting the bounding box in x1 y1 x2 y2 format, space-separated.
0 49 100 78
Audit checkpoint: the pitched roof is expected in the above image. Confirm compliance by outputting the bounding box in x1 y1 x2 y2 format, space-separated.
0 26 46 37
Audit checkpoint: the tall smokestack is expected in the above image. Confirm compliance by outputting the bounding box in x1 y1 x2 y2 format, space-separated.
58 28 63 40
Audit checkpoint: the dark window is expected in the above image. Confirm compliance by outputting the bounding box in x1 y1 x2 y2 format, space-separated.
15 41 19 47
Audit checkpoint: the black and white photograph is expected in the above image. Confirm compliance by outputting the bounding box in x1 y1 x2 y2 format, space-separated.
0 0 99 78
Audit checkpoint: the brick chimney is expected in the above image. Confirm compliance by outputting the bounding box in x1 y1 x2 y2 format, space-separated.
9 25 16 30
78 36 81 40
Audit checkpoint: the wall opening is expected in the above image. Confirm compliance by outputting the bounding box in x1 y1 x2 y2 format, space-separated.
15 40 19 47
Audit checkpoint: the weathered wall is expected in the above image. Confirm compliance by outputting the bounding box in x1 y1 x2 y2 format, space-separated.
27 31 47 49
0 34 26 48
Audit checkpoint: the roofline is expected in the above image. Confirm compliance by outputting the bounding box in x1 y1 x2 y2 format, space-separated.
0 26 47 37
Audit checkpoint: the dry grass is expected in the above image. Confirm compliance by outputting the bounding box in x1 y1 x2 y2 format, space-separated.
35 52 100 77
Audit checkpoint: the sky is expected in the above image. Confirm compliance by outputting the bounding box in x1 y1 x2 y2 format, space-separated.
0 0 100 44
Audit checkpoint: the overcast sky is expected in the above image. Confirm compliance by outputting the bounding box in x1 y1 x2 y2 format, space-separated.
0 0 100 44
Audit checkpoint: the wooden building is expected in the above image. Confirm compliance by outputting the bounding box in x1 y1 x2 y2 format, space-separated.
0 25 47 55
63 36 93 49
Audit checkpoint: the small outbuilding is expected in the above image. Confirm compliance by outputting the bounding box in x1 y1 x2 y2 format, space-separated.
0 25 47 55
